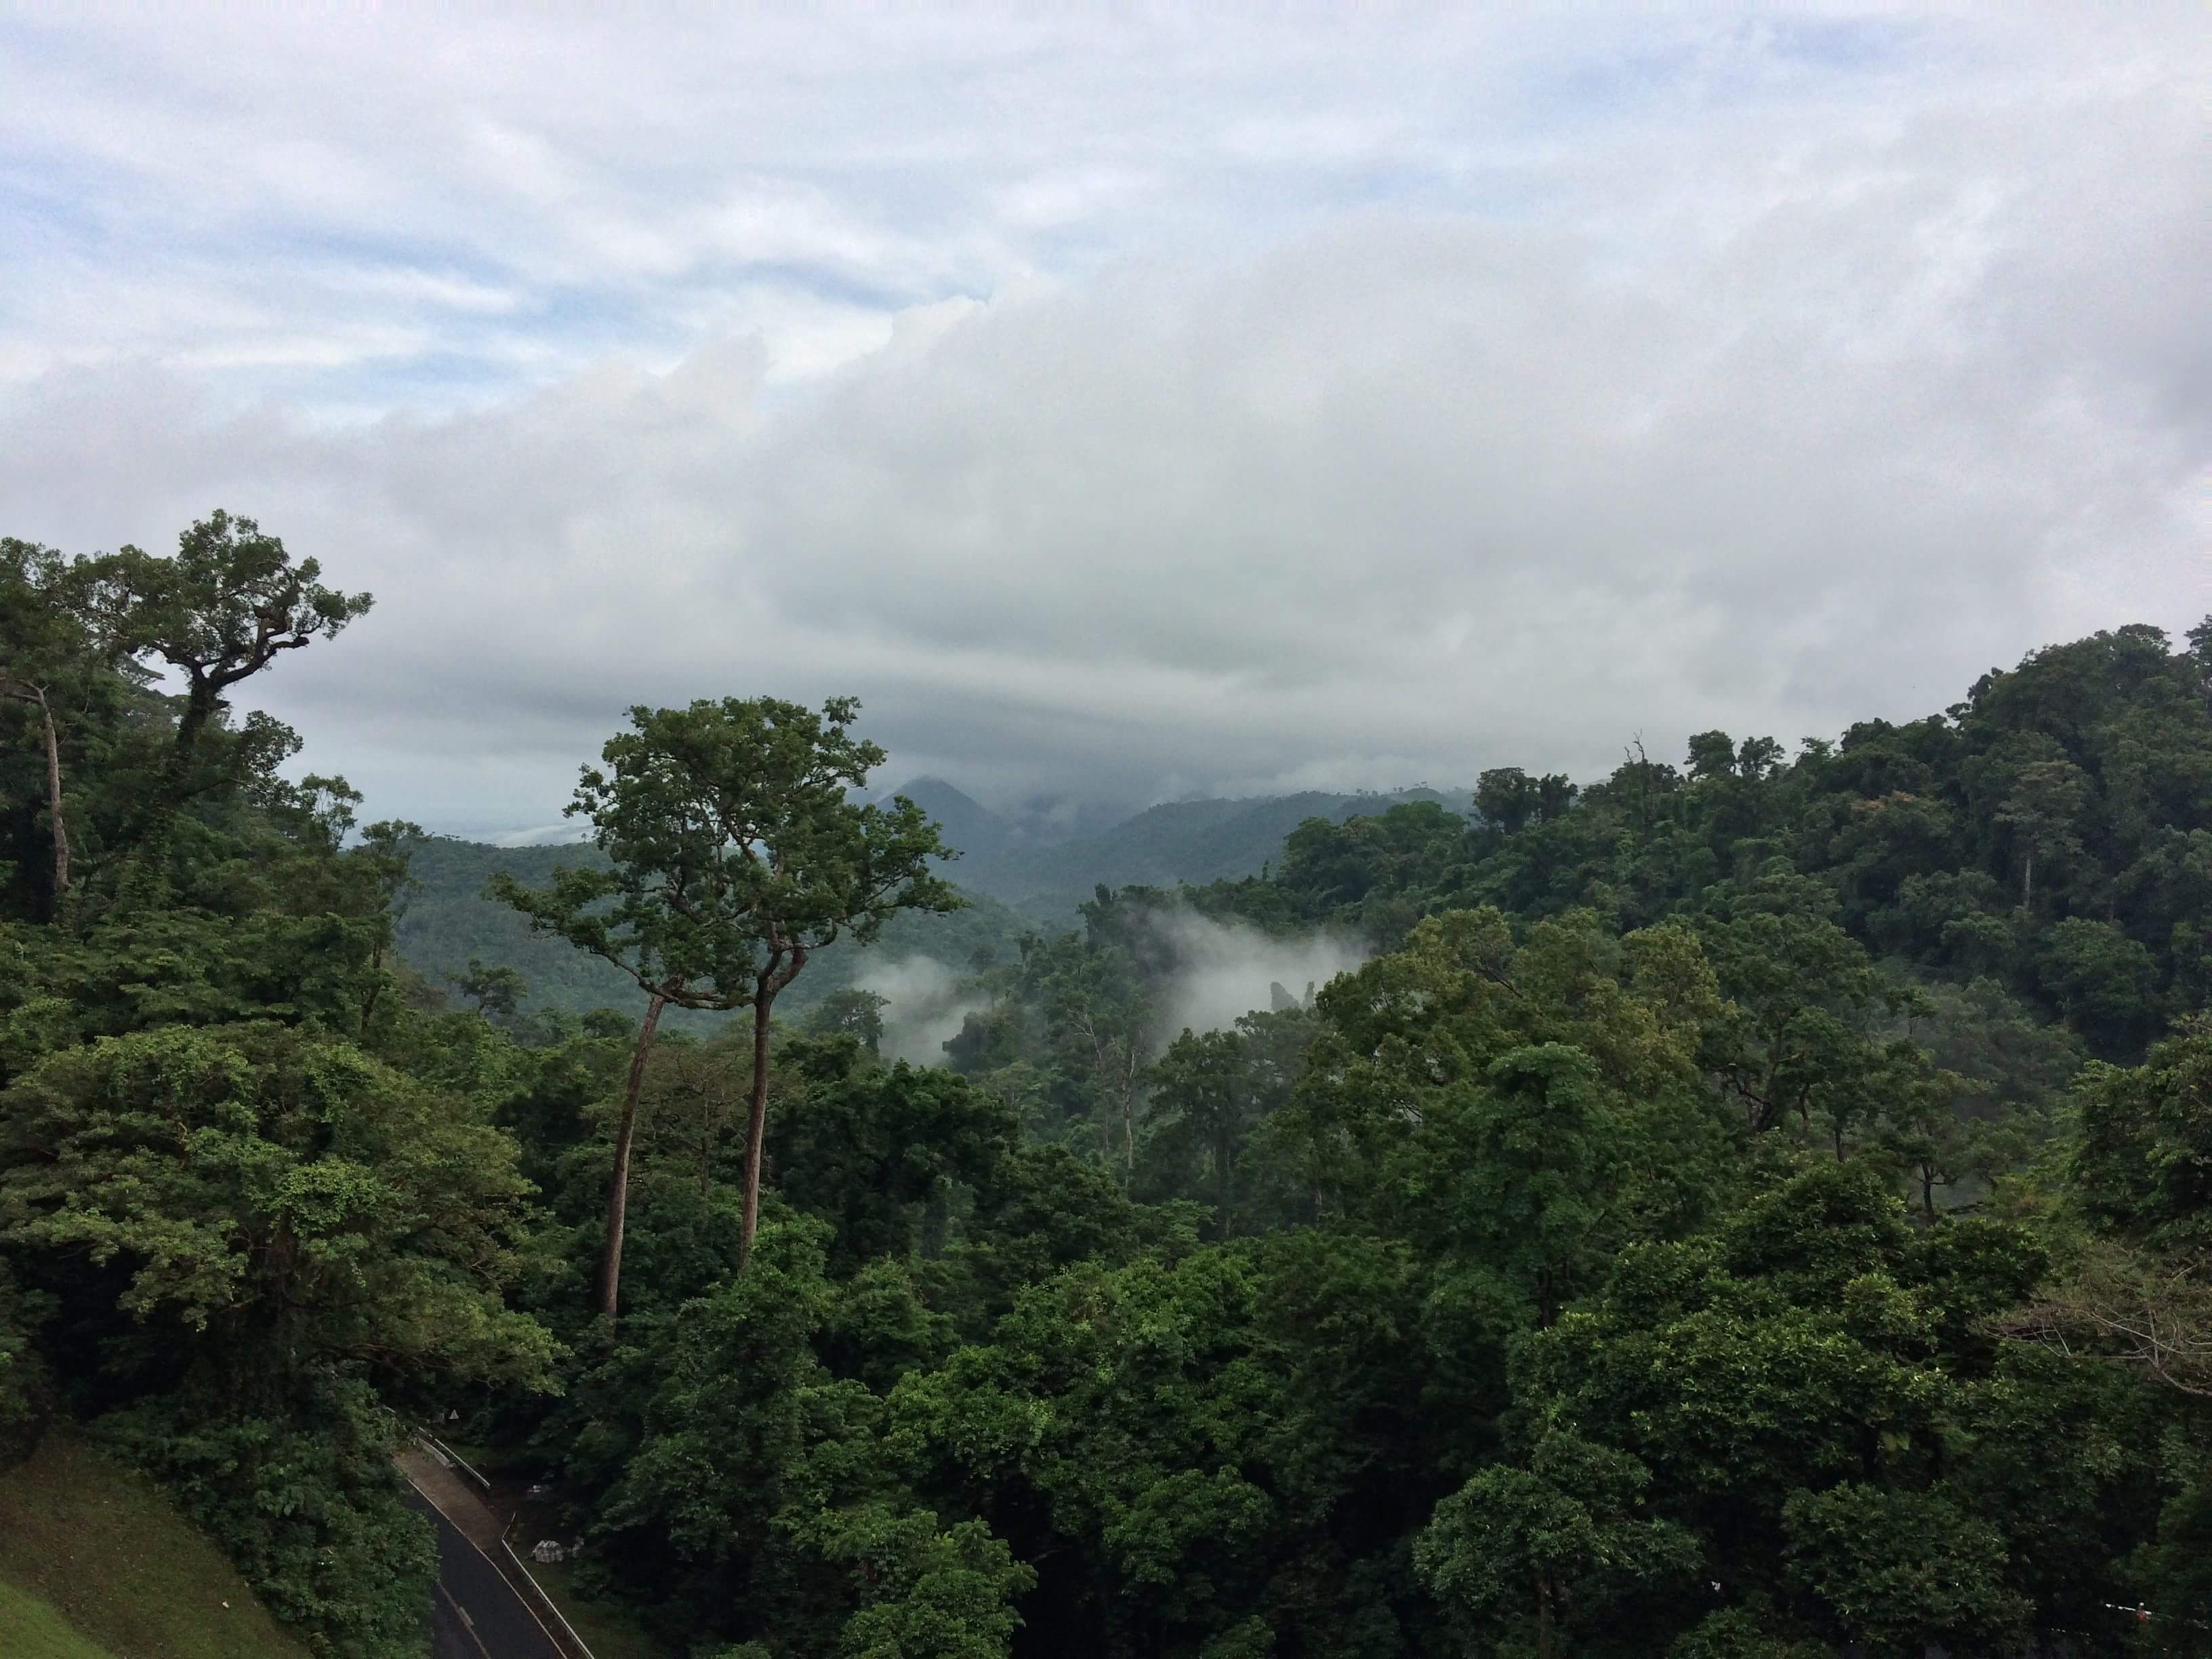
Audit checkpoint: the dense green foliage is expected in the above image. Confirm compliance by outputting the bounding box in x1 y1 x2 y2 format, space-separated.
1221 621 2212 1062
4 512 2211 1657
491 693 961 1305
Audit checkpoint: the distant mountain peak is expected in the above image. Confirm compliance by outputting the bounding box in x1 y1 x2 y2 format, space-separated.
880 777 1010 861
882 775 981 806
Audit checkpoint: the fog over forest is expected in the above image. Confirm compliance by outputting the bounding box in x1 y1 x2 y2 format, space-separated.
857 954 985 1069
864 907 1371 1068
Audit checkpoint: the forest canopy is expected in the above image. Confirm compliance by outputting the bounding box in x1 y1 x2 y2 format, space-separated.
3 514 2211 1658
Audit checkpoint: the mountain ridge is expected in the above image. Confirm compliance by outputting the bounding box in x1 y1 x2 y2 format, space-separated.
879 778 1465 920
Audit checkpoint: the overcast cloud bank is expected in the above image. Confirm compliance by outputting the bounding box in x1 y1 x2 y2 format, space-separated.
0 11 2203 834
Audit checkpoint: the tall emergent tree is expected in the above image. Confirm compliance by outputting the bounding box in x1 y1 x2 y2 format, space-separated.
6 512 371 909
0 678 66 900
81 510 374 763
1 538 100 913
495 695 958 1313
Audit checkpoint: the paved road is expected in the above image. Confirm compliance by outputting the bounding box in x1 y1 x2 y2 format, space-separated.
404 1488 565 1659
428 1577 483 1659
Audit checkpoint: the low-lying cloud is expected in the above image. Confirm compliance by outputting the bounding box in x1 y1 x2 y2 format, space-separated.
854 907 1367 1072
854 956 987 1069
1151 912 1368 1044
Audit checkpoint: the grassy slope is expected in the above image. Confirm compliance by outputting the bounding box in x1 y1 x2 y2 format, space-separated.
0 1580 112 1659
0 1432 314 1659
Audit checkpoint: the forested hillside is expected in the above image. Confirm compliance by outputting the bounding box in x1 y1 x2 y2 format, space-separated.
394 835 1036 1029
392 783 1454 1022
5 516 2212 1658
880 780 1461 921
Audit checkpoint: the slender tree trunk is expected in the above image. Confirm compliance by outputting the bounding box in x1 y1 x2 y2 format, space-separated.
1121 1056 1136 1176
3 683 68 903
359 943 384 1037
598 992 668 1319
737 987 775 1272
699 1080 717 1201
2021 847 2034 914
35 688 66 899
1536 1572 1557 1659
1112 1038 1139 1176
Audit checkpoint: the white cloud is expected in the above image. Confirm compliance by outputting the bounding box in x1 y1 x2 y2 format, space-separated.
1152 913 1369 1043
0 10 2203 832
853 958 985 1069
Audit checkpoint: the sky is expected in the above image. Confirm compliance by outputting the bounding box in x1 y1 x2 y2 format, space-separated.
1 5 2205 840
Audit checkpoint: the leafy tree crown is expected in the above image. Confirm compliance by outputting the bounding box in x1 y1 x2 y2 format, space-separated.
494 695 960 1008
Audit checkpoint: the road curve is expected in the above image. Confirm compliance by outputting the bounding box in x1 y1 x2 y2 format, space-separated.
403 1488 565 1659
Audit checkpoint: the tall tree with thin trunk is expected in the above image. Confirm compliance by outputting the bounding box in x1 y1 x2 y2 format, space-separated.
0 680 67 899
493 695 958 1317
1994 755 2087 916
2 537 98 918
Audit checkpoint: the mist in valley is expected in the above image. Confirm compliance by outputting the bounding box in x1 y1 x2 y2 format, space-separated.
1147 909 1366 1042
854 955 989 1068
861 905 1368 1069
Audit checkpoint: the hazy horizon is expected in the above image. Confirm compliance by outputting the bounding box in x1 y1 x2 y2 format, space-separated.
453 771 1466 849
